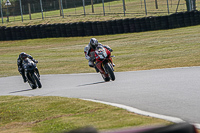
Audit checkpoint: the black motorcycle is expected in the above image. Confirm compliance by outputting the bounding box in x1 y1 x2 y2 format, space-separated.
22 58 42 89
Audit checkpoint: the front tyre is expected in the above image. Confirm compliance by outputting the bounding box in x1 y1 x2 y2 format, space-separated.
105 63 115 81
27 73 37 89
101 73 110 82
33 73 42 88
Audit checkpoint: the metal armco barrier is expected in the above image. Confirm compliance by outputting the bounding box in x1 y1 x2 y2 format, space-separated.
0 10 200 41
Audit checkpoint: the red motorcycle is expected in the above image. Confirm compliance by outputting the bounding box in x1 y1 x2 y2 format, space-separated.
94 46 115 82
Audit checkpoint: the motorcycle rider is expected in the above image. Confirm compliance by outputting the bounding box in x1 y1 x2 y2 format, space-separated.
84 38 114 72
17 52 40 83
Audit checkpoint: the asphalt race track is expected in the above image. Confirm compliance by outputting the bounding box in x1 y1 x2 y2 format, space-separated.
1 66 200 128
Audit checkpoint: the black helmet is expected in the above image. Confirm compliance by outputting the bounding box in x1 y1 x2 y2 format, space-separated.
89 38 98 49
19 52 28 60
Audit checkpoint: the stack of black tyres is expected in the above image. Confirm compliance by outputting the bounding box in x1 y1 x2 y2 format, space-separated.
71 23 78 37
77 22 85 36
102 21 108 35
84 21 93 36
183 12 191 27
139 17 147 31
92 21 98 35
55 23 61 37
65 23 72 37
129 18 136 32
194 10 200 25
59 23 67 37
160 16 169 29
122 18 130 33
40 24 46 38
20 26 27 39
25 26 32 39
30 25 36 39
189 10 195 26
10 27 16 40
111 20 118 34
116 19 124 33
176 12 185 27
106 20 113 34
149 17 155 30
97 21 104 35
145 17 151 31
1 11 200 41
16 27 22 40
154 16 162 30
134 18 141 32
4 27 11 40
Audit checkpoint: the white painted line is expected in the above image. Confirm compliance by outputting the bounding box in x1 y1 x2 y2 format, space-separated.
81 98 200 129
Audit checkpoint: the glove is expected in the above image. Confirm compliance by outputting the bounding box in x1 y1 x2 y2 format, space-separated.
33 59 38 63
108 48 113 52
103 46 113 52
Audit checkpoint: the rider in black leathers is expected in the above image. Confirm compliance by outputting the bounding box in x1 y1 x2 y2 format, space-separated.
17 52 40 83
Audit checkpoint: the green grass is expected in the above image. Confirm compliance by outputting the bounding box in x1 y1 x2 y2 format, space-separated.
0 25 200 77
0 96 171 133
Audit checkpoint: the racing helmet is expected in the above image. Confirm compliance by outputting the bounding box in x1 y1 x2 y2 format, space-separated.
19 52 28 60
89 38 98 49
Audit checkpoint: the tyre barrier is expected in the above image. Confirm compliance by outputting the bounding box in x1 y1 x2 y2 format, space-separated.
111 20 118 34
97 21 104 35
84 21 93 36
1 10 200 41
106 20 113 34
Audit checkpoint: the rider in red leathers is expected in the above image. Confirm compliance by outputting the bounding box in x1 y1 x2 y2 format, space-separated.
84 38 114 72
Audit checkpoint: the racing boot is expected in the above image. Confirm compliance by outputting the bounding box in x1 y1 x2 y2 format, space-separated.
21 72 27 83
94 66 99 73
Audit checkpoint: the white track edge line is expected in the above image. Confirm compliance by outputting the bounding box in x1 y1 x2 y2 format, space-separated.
81 98 200 129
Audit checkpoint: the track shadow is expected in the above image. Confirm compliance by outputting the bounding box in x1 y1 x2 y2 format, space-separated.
9 88 33 94
78 81 106 87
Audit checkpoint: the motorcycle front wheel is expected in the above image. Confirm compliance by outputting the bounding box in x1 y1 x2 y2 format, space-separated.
27 73 37 89
105 63 115 81
33 73 42 88
101 73 110 82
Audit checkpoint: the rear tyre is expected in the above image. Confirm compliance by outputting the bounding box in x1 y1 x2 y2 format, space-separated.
105 63 115 81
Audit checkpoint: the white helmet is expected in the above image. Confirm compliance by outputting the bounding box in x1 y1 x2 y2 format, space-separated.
89 38 98 49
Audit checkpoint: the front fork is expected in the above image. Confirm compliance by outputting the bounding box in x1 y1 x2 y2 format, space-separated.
96 59 114 74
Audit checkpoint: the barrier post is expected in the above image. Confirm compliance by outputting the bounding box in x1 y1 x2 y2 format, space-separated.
40 0 44 19
102 0 105 16
19 0 23 22
82 0 86 16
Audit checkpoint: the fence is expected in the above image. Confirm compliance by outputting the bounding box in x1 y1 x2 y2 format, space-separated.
0 0 199 23
0 10 200 41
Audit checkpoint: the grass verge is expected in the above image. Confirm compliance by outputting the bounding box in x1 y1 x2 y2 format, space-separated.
0 96 171 133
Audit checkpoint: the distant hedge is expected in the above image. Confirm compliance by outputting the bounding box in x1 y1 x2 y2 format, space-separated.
0 10 200 41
